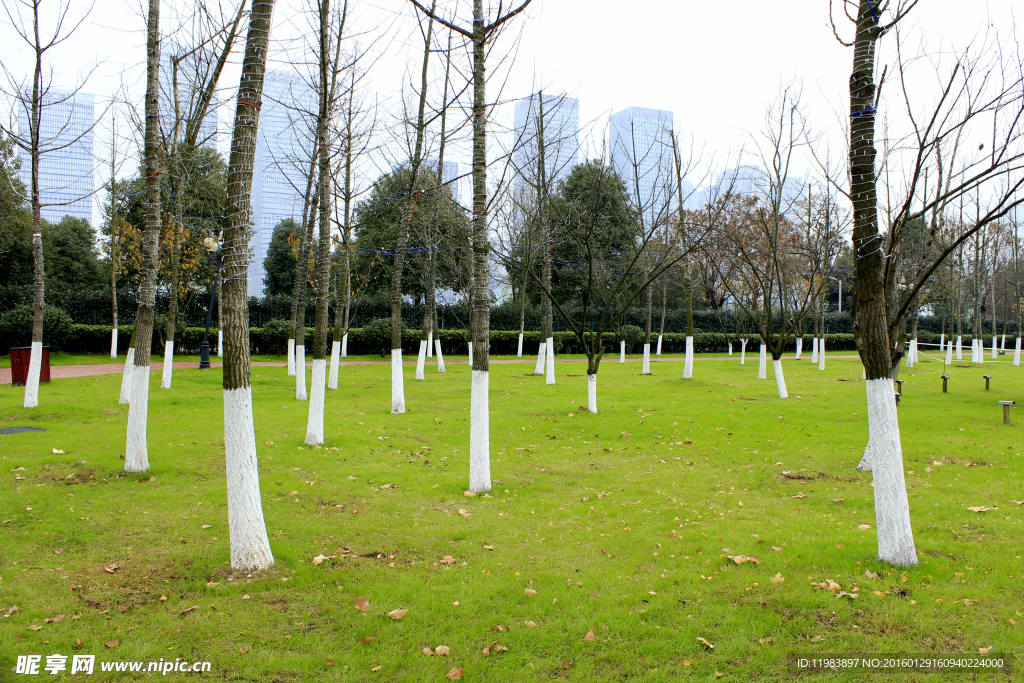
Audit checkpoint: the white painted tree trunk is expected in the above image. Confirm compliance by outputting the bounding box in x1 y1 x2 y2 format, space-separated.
978 339 985 364
758 343 766 379
740 338 747 364
119 348 135 404
991 336 997 359
287 338 295 375
427 330 434 357
864 378 918 566
23 341 43 408
728 342 732 356
906 341 914 368
341 332 348 357
682 336 694 379
295 345 307 400
434 339 446 372
110 328 118 358
642 343 651 374
862 365 866 380
970 339 977 363
391 348 405 414
160 340 174 389
1001 334 1006 351
795 337 803 359
939 333 944 348
619 340 626 363
223 386 274 571
1014 337 1022 366
818 339 826 371
772 358 788 399
587 372 598 413
545 337 555 384
956 336 962 360
945 340 953 365
305 359 326 445
468 369 490 493
125 364 151 472
810 337 818 363
328 340 341 389
468 342 473 366
656 334 662 356
516 332 523 357
534 342 546 375
217 330 223 357
415 339 427 380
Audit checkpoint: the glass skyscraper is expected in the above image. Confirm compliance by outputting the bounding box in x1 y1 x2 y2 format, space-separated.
17 90 94 224
249 68 315 297
609 106 675 226
513 93 580 191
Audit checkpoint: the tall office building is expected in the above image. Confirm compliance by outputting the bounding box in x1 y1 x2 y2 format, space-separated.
17 90 94 224
249 69 315 297
609 106 674 226
513 93 580 191
424 158 459 204
159 47 218 149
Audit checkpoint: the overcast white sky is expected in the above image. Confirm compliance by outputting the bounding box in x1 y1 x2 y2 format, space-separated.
1 0 1019 226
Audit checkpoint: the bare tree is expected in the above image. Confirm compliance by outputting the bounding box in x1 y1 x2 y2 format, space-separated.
830 0 1024 565
0 0 104 408
410 0 533 493
221 0 278 571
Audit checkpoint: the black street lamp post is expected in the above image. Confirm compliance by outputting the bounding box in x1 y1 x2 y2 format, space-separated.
199 235 222 370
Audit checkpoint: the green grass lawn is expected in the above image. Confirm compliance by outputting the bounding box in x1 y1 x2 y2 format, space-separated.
1 351 1021 681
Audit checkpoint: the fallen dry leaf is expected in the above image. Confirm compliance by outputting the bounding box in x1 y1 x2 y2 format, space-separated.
857 524 871 530
463 491 476 498
726 555 760 565
963 599 980 606
44 615 64 623
4 605 18 617
771 572 785 584
238 647 249 654
446 668 464 680
28 624 43 631
457 509 471 518
69 584 81 591
103 564 118 574
836 591 859 599
811 579 842 593
201 524 212 529
434 645 449 656
482 640 497 655
386 608 407 620
865 569 879 580
440 555 456 565
311 554 335 566
422 647 433 656
967 506 997 512
792 493 806 499
697 636 715 650
104 640 120 648
810 635 824 643
483 545 495 551
354 597 371 612
52 448 65 454
371 665 382 672
525 620 537 628
359 635 377 644
206 582 220 588
979 646 993 654
759 636 775 644
524 588 538 596
683 660 691 667
583 628 595 641
771 546 783 552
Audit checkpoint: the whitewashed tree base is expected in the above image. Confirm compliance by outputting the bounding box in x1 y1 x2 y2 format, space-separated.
991 337 997 359
656 334 662 356
125 364 151 472
865 377 918 566
758 344 767 380
160 340 174 389
642 343 651 374
23 340 43 408
328 340 341 389
287 338 296 376
341 332 348 358
427 331 433 357
811 337 818 363
415 339 428 381
772 358 788 398
217 330 223 357
956 336 962 360
223 386 274 571
740 339 747 364
945 342 953 365
119 348 136 404
295 345 307 401
588 372 598 413
305 359 327 445
468 342 473 366
795 337 802 359
545 337 555 384
468 369 491 493
1015 337 1021 366
534 343 546 375
818 339 826 371
110 328 118 359
619 340 626 363
516 333 523 358
435 340 446 372
391 348 405 414
682 336 694 379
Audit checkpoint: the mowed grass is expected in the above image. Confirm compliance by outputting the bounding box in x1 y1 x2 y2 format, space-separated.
0 350 1022 681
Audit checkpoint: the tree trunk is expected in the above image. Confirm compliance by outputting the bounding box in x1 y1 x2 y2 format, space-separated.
306 0 333 445
657 278 667 355
124 0 162 471
642 282 652 374
848 0 917 566
221 0 277 571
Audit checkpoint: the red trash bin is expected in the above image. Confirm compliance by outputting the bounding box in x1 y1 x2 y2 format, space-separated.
9 346 50 385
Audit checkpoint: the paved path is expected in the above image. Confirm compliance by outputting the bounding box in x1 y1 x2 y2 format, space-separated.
1 354 862 383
